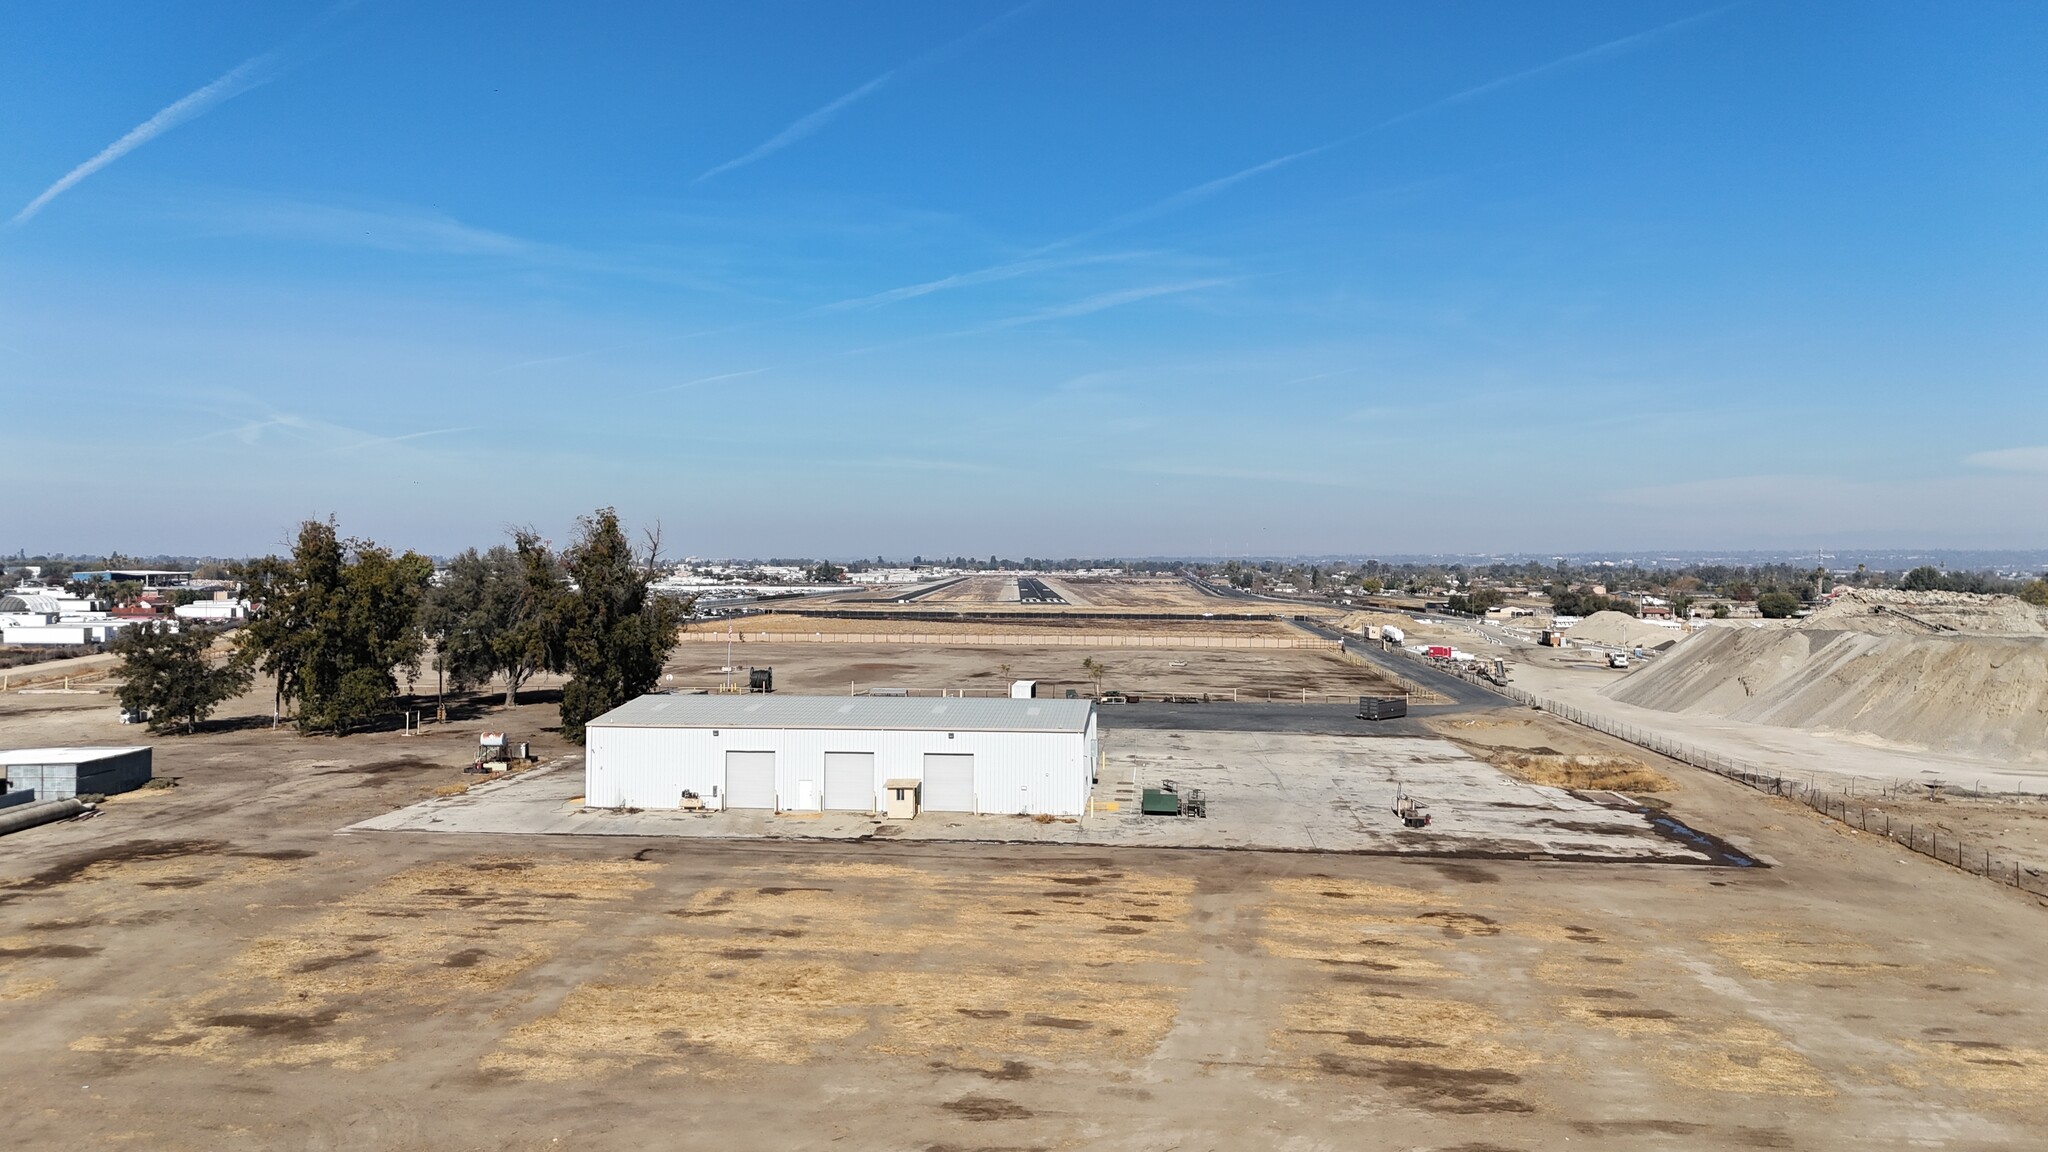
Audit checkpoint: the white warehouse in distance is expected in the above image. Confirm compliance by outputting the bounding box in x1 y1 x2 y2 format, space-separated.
584 695 1099 815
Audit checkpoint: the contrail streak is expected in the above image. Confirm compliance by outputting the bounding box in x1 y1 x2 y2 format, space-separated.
1042 4 1738 252
695 71 895 183
695 1 1039 183
11 54 277 226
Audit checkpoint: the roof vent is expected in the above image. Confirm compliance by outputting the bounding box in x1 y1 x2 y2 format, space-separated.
837 703 855 713
1027 706 1041 716
744 702 763 712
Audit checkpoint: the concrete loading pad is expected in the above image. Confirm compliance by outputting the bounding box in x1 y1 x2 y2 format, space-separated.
352 730 1745 864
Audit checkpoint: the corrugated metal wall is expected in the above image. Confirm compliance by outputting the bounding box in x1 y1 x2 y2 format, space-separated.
0 748 153 800
585 723 1088 814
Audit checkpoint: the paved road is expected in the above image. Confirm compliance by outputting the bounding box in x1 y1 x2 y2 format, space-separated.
1097 701 1432 736
1291 620 1506 712
1015 577 1066 605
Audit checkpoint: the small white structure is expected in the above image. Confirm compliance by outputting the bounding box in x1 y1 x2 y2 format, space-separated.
585 695 1097 815
174 598 249 622
1009 679 1038 699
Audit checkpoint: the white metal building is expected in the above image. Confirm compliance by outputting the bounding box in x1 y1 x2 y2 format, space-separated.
584 695 1098 815
0 746 153 800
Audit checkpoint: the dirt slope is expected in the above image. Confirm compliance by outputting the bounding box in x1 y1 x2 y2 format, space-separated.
1609 622 2048 763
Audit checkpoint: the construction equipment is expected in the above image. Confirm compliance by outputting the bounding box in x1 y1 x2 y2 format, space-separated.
1393 790 1431 829
1142 779 1207 818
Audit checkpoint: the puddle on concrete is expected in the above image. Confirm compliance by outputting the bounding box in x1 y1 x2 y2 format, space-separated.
1644 811 1757 867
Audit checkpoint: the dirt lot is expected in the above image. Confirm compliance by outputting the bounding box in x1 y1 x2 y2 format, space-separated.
682 612 1303 638
3 681 2048 1150
659 640 1407 699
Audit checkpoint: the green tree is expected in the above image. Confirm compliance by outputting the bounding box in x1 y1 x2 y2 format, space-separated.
550 509 692 743
1447 588 1505 615
1756 590 1801 618
806 560 847 583
423 535 562 708
2020 578 2048 607
238 519 434 734
1900 565 1946 592
1081 656 1106 696
109 623 253 734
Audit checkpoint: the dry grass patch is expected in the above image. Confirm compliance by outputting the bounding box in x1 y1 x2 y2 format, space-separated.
1705 929 1915 982
1900 1038 2048 1100
485 863 1194 1079
0 977 59 1003
1485 752 1673 793
1661 1022 1834 1097
72 856 652 1070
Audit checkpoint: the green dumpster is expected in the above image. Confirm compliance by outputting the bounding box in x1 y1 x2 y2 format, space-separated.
1141 788 1181 816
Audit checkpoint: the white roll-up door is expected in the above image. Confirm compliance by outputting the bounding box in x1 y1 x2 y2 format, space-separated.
921 753 975 813
724 751 777 810
823 752 876 812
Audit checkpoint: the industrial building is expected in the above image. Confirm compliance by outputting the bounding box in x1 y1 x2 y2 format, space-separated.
584 695 1097 815
0 747 153 800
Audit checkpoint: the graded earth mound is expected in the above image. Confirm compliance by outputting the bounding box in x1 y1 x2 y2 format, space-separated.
1565 610 1685 650
1609 591 2048 763
1801 587 2048 636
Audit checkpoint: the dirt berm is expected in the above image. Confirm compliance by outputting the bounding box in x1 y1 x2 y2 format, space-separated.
1609 591 2048 763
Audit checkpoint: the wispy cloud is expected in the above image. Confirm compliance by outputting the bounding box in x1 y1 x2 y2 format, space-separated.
983 278 1232 330
1363 6 1736 138
204 198 527 255
694 1 1039 183
175 403 474 456
11 54 278 226
1118 460 1367 489
818 252 1144 312
340 425 476 452
695 71 896 184
1966 446 2048 474
1039 5 1736 253
647 367 772 395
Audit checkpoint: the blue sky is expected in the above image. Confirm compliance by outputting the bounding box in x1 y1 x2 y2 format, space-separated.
5 1 2046 558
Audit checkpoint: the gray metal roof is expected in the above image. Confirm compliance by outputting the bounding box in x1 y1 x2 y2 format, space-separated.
588 694 1094 733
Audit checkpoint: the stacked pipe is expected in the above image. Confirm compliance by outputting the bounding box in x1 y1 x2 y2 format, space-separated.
0 797 88 836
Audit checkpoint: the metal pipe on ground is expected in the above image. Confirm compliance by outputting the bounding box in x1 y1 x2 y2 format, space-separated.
0 797 88 836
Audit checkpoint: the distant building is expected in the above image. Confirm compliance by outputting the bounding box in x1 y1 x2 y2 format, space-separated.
69 570 193 588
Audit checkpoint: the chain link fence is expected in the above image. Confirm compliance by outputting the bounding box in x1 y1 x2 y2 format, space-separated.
1395 647 2048 898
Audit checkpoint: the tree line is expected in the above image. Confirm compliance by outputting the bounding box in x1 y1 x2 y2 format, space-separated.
111 508 687 742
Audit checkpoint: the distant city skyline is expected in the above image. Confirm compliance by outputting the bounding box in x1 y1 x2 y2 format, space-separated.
5 2 2046 555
